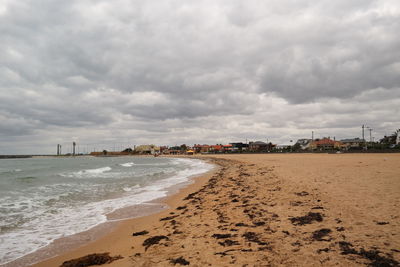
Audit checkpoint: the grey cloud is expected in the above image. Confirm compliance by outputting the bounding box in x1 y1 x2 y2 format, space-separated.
0 112 40 136
0 0 399 154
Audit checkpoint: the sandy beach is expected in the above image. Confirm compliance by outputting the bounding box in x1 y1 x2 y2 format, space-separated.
30 153 400 266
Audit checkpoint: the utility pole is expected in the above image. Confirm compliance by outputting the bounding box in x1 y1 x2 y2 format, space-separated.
368 128 373 142
362 125 365 141
362 125 370 150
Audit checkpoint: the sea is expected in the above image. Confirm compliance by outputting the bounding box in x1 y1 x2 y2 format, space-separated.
0 156 213 265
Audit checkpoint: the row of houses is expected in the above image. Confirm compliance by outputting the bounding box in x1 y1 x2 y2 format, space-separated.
119 137 379 155
128 141 276 155
294 137 372 151
94 130 399 156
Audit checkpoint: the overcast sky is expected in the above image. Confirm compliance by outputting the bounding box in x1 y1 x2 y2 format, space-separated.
1 0 399 154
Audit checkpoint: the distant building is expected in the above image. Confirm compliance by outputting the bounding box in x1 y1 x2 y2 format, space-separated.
209 145 223 153
230 142 249 152
340 138 365 149
222 144 233 152
310 138 343 150
164 146 182 155
159 146 168 154
193 144 210 153
275 144 291 151
249 141 274 152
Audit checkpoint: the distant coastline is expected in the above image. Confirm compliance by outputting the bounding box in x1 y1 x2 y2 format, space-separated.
0 155 32 159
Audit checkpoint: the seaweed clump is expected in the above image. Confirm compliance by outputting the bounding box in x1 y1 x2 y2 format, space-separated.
212 233 232 239
132 230 149 236
289 212 323 226
142 235 169 250
170 256 190 265
312 228 332 241
339 241 399 267
60 253 122 267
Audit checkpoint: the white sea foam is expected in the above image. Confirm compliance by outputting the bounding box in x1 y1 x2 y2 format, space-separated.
59 166 113 178
133 163 169 166
120 162 135 167
123 185 140 192
81 166 112 174
0 157 213 265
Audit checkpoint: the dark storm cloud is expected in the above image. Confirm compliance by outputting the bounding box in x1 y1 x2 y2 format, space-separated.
0 0 399 153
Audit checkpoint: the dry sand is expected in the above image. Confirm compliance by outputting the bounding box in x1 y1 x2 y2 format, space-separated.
31 153 399 266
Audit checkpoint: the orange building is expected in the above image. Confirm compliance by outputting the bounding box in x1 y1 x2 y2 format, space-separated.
310 138 344 150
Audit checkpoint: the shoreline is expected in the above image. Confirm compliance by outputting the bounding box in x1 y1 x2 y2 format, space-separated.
7 154 400 266
2 156 218 267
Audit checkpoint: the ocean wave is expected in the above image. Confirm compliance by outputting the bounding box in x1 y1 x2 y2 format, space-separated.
81 167 112 174
59 166 112 178
0 187 170 265
123 185 140 192
120 162 135 167
0 157 214 265
0 169 22 174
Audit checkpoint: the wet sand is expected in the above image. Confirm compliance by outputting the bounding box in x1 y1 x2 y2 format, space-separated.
32 154 399 266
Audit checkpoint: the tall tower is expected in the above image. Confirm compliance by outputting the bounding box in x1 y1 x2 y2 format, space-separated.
73 142 76 156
